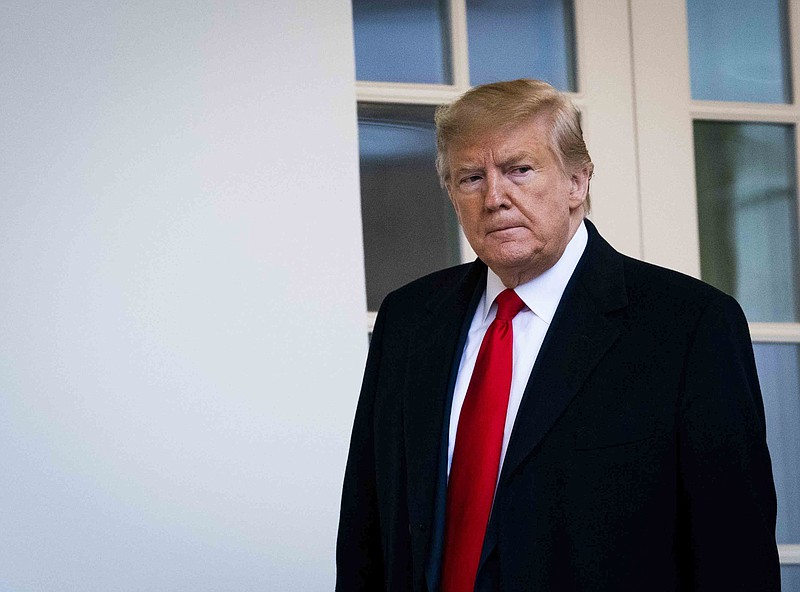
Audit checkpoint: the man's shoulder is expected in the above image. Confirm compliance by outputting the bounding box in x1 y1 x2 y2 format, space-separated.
616 251 742 319
583 219 739 316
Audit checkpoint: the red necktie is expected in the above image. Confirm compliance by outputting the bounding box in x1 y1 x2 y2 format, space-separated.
441 288 526 592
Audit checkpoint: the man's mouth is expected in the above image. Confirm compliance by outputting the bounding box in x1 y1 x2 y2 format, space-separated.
487 225 523 235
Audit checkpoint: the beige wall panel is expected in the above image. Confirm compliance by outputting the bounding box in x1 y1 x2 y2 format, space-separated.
630 0 701 276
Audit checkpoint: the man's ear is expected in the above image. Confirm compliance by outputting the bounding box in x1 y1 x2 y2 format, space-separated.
568 167 590 210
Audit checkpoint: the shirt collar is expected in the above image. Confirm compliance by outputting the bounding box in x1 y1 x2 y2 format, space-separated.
482 220 588 324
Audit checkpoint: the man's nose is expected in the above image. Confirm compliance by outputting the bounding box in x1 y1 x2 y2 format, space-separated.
483 172 510 211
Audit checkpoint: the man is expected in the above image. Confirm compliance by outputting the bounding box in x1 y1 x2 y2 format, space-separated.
337 79 779 591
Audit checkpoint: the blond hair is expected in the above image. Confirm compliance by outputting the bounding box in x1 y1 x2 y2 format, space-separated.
434 79 594 212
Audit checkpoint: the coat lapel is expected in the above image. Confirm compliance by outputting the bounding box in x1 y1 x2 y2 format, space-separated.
403 261 486 580
480 221 629 570
500 222 627 484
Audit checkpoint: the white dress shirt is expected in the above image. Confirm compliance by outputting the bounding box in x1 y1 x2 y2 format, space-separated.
447 221 588 480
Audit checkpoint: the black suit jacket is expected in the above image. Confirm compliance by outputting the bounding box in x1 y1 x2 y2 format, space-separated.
337 221 779 591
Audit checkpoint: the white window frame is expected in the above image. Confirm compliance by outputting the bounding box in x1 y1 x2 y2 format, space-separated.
630 0 800 566
358 0 800 567
358 0 644 331
358 0 800 569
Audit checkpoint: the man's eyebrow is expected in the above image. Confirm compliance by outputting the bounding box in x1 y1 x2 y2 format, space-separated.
451 163 484 176
497 151 536 168
452 151 536 173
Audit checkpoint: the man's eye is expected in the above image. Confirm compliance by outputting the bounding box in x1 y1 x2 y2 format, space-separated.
512 166 532 174
460 175 482 185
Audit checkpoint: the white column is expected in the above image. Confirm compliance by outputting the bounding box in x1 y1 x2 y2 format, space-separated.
0 1 365 589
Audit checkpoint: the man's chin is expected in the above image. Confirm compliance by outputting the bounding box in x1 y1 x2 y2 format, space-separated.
483 252 534 274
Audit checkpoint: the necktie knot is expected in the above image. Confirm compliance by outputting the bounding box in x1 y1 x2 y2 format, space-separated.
494 289 525 321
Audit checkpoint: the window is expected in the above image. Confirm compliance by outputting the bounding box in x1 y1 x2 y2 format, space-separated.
358 103 460 311
633 0 800 577
352 0 800 579
353 0 643 330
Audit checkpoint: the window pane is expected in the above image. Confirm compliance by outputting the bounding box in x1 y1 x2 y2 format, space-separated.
754 343 800 545
694 121 800 322
782 565 800 591
687 0 791 103
359 104 461 311
353 0 451 84
467 0 576 90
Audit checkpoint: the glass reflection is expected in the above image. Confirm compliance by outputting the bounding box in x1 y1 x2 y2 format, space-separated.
694 121 800 322
687 0 791 103
466 0 576 90
353 0 451 84
359 104 461 311
781 564 800 591
754 343 800 545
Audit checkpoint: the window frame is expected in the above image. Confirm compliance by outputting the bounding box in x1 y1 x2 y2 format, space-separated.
357 0 643 330
356 0 800 569
631 0 800 566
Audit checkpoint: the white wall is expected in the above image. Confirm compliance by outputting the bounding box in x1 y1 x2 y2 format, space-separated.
0 1 365 589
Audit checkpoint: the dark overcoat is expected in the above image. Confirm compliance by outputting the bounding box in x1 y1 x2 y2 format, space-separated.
337 221 779 591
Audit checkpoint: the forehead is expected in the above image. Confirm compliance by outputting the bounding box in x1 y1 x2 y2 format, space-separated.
448 115 555 165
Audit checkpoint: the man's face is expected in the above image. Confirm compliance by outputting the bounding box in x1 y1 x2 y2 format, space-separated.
445 115 589 287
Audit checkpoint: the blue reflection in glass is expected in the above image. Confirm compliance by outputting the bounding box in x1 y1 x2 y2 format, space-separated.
694 122 800 322
754 343 800 545
687 0 791 103
358 104 461 310
782 564 800 591
466 0 576 90
353 0 450 84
